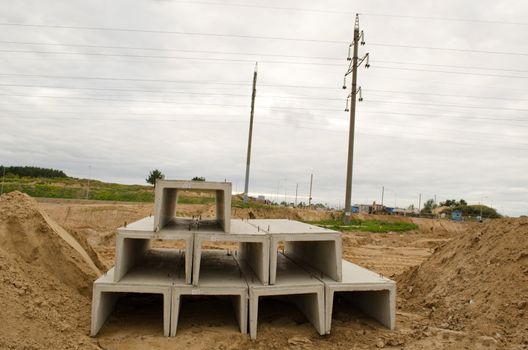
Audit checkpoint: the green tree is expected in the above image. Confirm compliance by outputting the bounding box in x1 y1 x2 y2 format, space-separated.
191 176 205 181
146 169 164 186
0 165 67 178
420 199 437 214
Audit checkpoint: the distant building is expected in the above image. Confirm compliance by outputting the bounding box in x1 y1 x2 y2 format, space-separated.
356 204 372 214
452 210 463 221
371 203 385 213
392 207 414 216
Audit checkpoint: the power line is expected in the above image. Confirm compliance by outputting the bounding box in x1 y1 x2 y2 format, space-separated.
372 60 528 74
1 91 528 116
365 99 528 112
0 72 248 85
2 39 527 74
365 88 528 102
0 82 526 104
0 21 527 57
0 73 341 89
0 83 249 95
163 1 528 26
362 13 528 26
0 40 342 61
3 115 528 151
0 82 340 101
373 65 528 79
0 22 344 44
369 42 528 57
0 93 345 111
0 48 342 67
3 48 527 79
363 110 528 123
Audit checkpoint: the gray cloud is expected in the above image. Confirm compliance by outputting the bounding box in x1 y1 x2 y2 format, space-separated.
0 0 527 216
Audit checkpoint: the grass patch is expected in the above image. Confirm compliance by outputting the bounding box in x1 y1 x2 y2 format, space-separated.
0 175 264 206
306 218 418 233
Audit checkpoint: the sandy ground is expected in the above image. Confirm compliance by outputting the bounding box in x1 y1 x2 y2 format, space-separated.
1 195 525 349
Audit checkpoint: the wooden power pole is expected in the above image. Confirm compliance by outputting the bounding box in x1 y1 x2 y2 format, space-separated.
308 173 313 206
243 62 258 203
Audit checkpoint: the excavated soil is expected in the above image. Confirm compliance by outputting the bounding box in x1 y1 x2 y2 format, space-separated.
1 194 527 349
0 192 103 349
398 218 528 346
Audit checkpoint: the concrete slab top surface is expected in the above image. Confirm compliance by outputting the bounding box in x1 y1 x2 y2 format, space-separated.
118 216 220 236
193 219 267 238
327 259 395 287
156 179 231 192
96 249 186 286
247 219 338 235
241 253 323 288
229 219 268 235
192 250 247 288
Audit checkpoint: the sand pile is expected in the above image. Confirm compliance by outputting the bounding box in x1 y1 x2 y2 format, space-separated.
398 218 528 346
0 191 101 349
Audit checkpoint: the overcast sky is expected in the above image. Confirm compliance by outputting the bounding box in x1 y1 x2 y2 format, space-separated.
0 0 527 216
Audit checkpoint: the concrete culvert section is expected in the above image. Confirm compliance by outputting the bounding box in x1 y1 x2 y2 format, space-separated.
173 250 248 336
91 249 184 336
175 295 243 333
193 219 270 285
238 252 325 339
330 290 393 329
95 292 166 336
320 260 395 334
246 219 342 284
153 180 232 232
115 216 194 284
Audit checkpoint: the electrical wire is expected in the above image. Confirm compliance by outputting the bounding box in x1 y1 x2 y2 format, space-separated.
0 21 527 57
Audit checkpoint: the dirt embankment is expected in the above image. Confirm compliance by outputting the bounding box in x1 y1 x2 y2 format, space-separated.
0 191 102 349
398 218 528 346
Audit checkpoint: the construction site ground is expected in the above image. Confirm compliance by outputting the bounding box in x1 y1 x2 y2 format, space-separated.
1 193 526 349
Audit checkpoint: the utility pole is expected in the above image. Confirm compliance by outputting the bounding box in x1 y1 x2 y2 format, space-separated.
308 173 313 206
284 179 287 204
243 62 258 203
342 14 369 224
418 193 422 214
381 186 384 206
86 165 91 200
0 166 5 195
295 183 299 207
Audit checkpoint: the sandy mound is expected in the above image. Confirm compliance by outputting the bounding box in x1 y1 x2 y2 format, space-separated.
0 191 101 349
232 207 338 221
398 218 528 345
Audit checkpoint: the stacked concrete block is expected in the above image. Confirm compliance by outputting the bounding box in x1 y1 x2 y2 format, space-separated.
153 180 232 232
193 219 270 286
115 216 194 284
91 249 183 336
246 219 342 284
237 252 325 339
172 250 248 336
90 179 396 339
